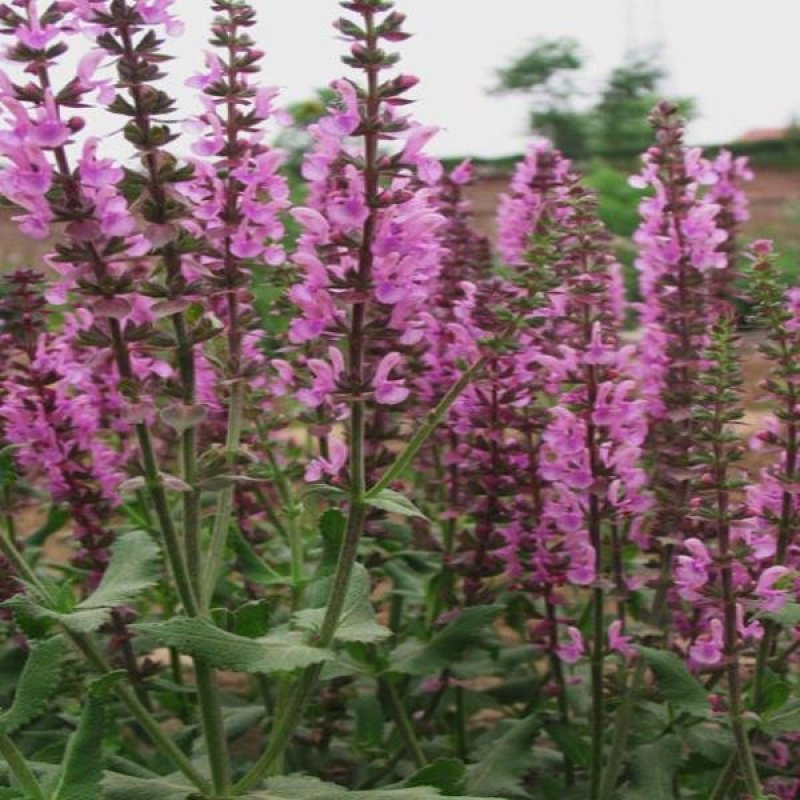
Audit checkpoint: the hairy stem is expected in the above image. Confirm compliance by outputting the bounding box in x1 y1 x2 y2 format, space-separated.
381 677 428 769
0 732 46 800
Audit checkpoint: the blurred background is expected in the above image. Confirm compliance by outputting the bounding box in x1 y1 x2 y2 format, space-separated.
4 0 800 286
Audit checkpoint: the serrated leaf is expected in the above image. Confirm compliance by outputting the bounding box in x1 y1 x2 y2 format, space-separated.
0 636 65 734
100 772 194 800
466 715 540 798
762 700 800 735
392 605 503 676
364 489 428 520
294 564 391 644
229 530 288 587
47 692 105 800
5 532 160 634
624 735 682 800
639 647 709 718
318 509 346 577
77 531 160 611
543 721 590 768
405 758 467 795
764 602 800 626
134 617 332 674
248 775 495 799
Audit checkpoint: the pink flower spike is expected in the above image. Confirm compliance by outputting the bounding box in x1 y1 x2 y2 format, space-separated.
372 352 409 406
556 626 585 665
304 435 348 482
608 620 637 659
755 566 791 613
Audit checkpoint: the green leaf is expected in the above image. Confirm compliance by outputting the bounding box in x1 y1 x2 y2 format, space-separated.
466 714 540 798
47 692 105 800
294 564 391 644
405 759 467 795
76 531 160 611
247 775 494 799
624 735 682 800
4 531 160 634
762 700 800 735
100 772 194 800
392 606 503 676
134 617 332 674
230 530 288 587
364 489 428 520
639 646 709 717
543 721 590 768
318 510 346 577
763 602 800 626
0 636 65 734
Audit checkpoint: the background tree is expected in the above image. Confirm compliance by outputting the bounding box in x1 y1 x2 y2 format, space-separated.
590 54 694 156
493 41 694 160
491 37 590 158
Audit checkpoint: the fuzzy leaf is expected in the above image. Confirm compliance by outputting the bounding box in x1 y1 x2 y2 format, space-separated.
624 736 682 800
364 489 428 520
47 692 105 800
466 715 540 797
405 759 467 795
762 700 800 735
639 647 709 717
100 773 193 800
294 564 391 644
247 775 495 799
134 617 332 674
392 605 503 676
76 531 160 611
4 532 160 634
0 636 65 734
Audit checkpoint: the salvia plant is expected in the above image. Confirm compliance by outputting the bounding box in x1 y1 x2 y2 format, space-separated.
0 2 797 799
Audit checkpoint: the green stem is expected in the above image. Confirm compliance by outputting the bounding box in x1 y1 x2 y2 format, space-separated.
454 685 467 761
0 732 46 800
365 355 487 500
202 378 246 607
709 751 738 800
381 678 427 769
590 585 605 800
1 528 205 787
69 632 211 793
545 601 575 787
597 659 644 800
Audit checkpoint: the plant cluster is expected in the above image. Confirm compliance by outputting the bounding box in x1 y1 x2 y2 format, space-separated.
0 2 797 800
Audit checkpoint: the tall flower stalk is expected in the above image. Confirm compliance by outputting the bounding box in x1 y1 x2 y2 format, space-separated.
747 241 800 711
691 320 764 799
235 0 448 788
632 102 727 626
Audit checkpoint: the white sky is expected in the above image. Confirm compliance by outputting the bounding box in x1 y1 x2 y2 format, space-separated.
132 1 800 158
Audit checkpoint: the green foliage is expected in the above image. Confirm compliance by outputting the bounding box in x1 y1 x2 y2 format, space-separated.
391 605 503 676
294 564 391 644
46 693 105 800
639 647 710 717
134 617 333 674
364 489 428 520
623 735 682 800
466 715 541 798
4 531 160 633
492 38 582 97
405 759 468 796
591 56 694 158
100 773 193 800
0 637 65 735
251 775 496 799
